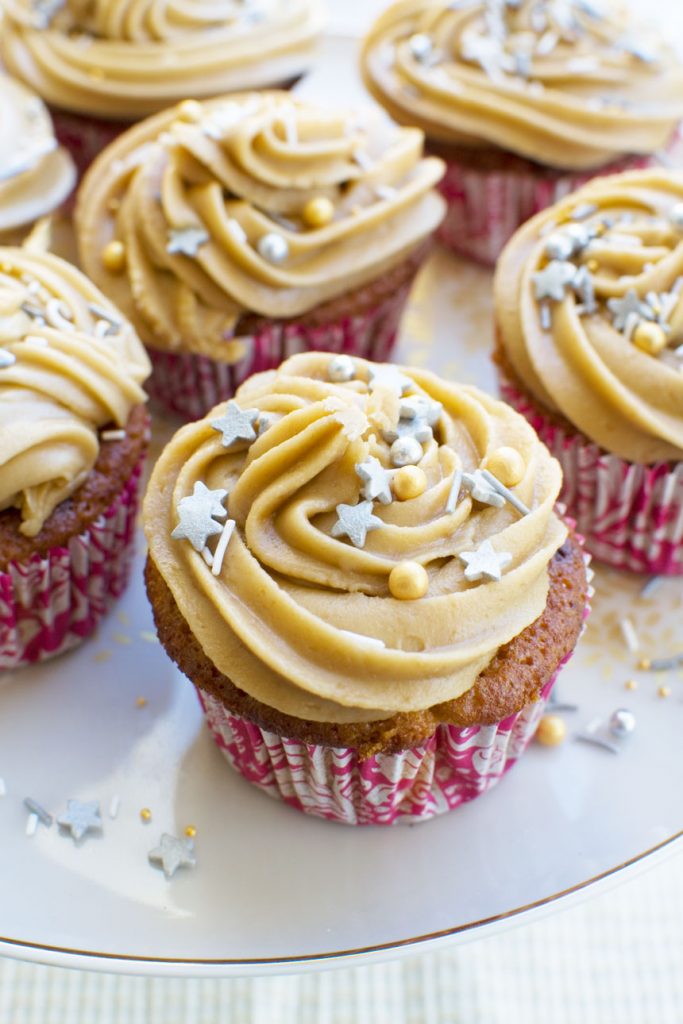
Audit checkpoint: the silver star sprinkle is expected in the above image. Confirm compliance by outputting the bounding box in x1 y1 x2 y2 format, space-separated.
356 457 393 504
459 539 512 583
148 833 197 880
171 481 228 552
533 260 577 302
462 470 505 508
210 401 259 448
167 226 209 257
607 289 655 332
367 364 413 396
57 800 103 843
331 500 383 548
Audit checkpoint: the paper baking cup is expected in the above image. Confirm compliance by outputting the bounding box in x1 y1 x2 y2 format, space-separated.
499 374 683 575
435 151 658 267
146 281 413 421
50 108 130 182
0 458 144 671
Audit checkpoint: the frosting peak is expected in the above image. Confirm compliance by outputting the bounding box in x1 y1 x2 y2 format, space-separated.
361 0 683 169
144 353 566 723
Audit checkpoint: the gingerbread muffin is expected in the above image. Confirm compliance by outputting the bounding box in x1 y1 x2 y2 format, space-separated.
0 248 151 670
143 353 589 825
361 0 683 264
0 0 324 177
495 168 683 575
76 91 445 420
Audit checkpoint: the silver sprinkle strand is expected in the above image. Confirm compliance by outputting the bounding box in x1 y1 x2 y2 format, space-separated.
23 797 53 827
481 469 531 517
445 468 463 514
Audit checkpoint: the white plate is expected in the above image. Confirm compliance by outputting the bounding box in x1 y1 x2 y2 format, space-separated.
1 246 682 978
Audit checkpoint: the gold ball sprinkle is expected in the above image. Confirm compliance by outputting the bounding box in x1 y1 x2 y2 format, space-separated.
633 321 667 356
483 446 525 487
393 465 427 501
101 240 126 274
177 99 203 123
587 259 599 273
140 808 152 823
658 685 671 699
389 561 429 600
625 679 638 692
638 657 651 670
302 197 335 229
184 825 197 838
535 714 567 747
135 696 148 709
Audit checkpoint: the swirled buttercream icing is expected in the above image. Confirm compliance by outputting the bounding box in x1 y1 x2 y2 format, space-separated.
0 74 75 235
495 169 683 464
76 92 445 360
0 248 150 536
144 353 567 723
0 0 324 120
361 0 683 170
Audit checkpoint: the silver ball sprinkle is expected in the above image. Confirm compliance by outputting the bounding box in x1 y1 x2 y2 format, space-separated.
390 436 423 467
609 708 637 738
544 232 575 261
670 202 683 231
257 232 289 264
409 33 433 63
328 354 356 383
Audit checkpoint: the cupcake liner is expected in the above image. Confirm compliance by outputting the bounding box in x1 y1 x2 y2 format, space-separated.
0 457 144 671
499 373 683 575
50 108 130 182
146 280 414 421
435 150 660 267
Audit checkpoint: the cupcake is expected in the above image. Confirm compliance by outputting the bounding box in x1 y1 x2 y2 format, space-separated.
361 0 683 265
0 247 151 670
76 92 446 421
0 73 76 245
143 352 589 825
0 0 324 177
494 168 683 575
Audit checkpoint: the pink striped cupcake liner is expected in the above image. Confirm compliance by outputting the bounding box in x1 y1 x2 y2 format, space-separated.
0 457 145 671
435 149 666 267
146 280 414 421
197 541 590 827
499 374 683 575
50 108 129 183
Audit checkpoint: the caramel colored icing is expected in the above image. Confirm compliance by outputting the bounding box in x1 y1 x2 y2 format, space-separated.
144 353 567 723
495 169 683 464
361 0 683 170
0 248 150 537
76 92 445 361
0 74 75 235
0 0 324 120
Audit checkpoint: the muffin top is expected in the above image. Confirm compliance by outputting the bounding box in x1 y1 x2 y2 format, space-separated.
0 0 324 121
361 0 683 170
495 169 683 464
0 248 150 537
76 92 445 359
0 74 75 236
144 353 567 723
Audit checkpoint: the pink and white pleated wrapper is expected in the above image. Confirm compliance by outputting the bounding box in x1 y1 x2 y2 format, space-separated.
0 457 144 671
146 280 414 421
499 374 683 575
434 150 663 267
197 549 590 827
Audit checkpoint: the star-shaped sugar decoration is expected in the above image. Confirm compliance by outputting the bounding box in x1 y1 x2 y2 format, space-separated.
331 500 384 548
462 470 505 508
533 260 577 302
459 539 513 583
367 364 413 396
356 457 393 505
167 226 210 257
607 289 655 333
57 800 103 844
210 401 259 448
171 481 228 552
148 833 197 880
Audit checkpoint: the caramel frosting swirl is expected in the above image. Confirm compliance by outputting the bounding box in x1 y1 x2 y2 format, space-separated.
0 74 75 236
0 0 324 120
0 248 150 536
361 0 683 170
144 353 567 723
76 92 445 360
495 169 683 464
